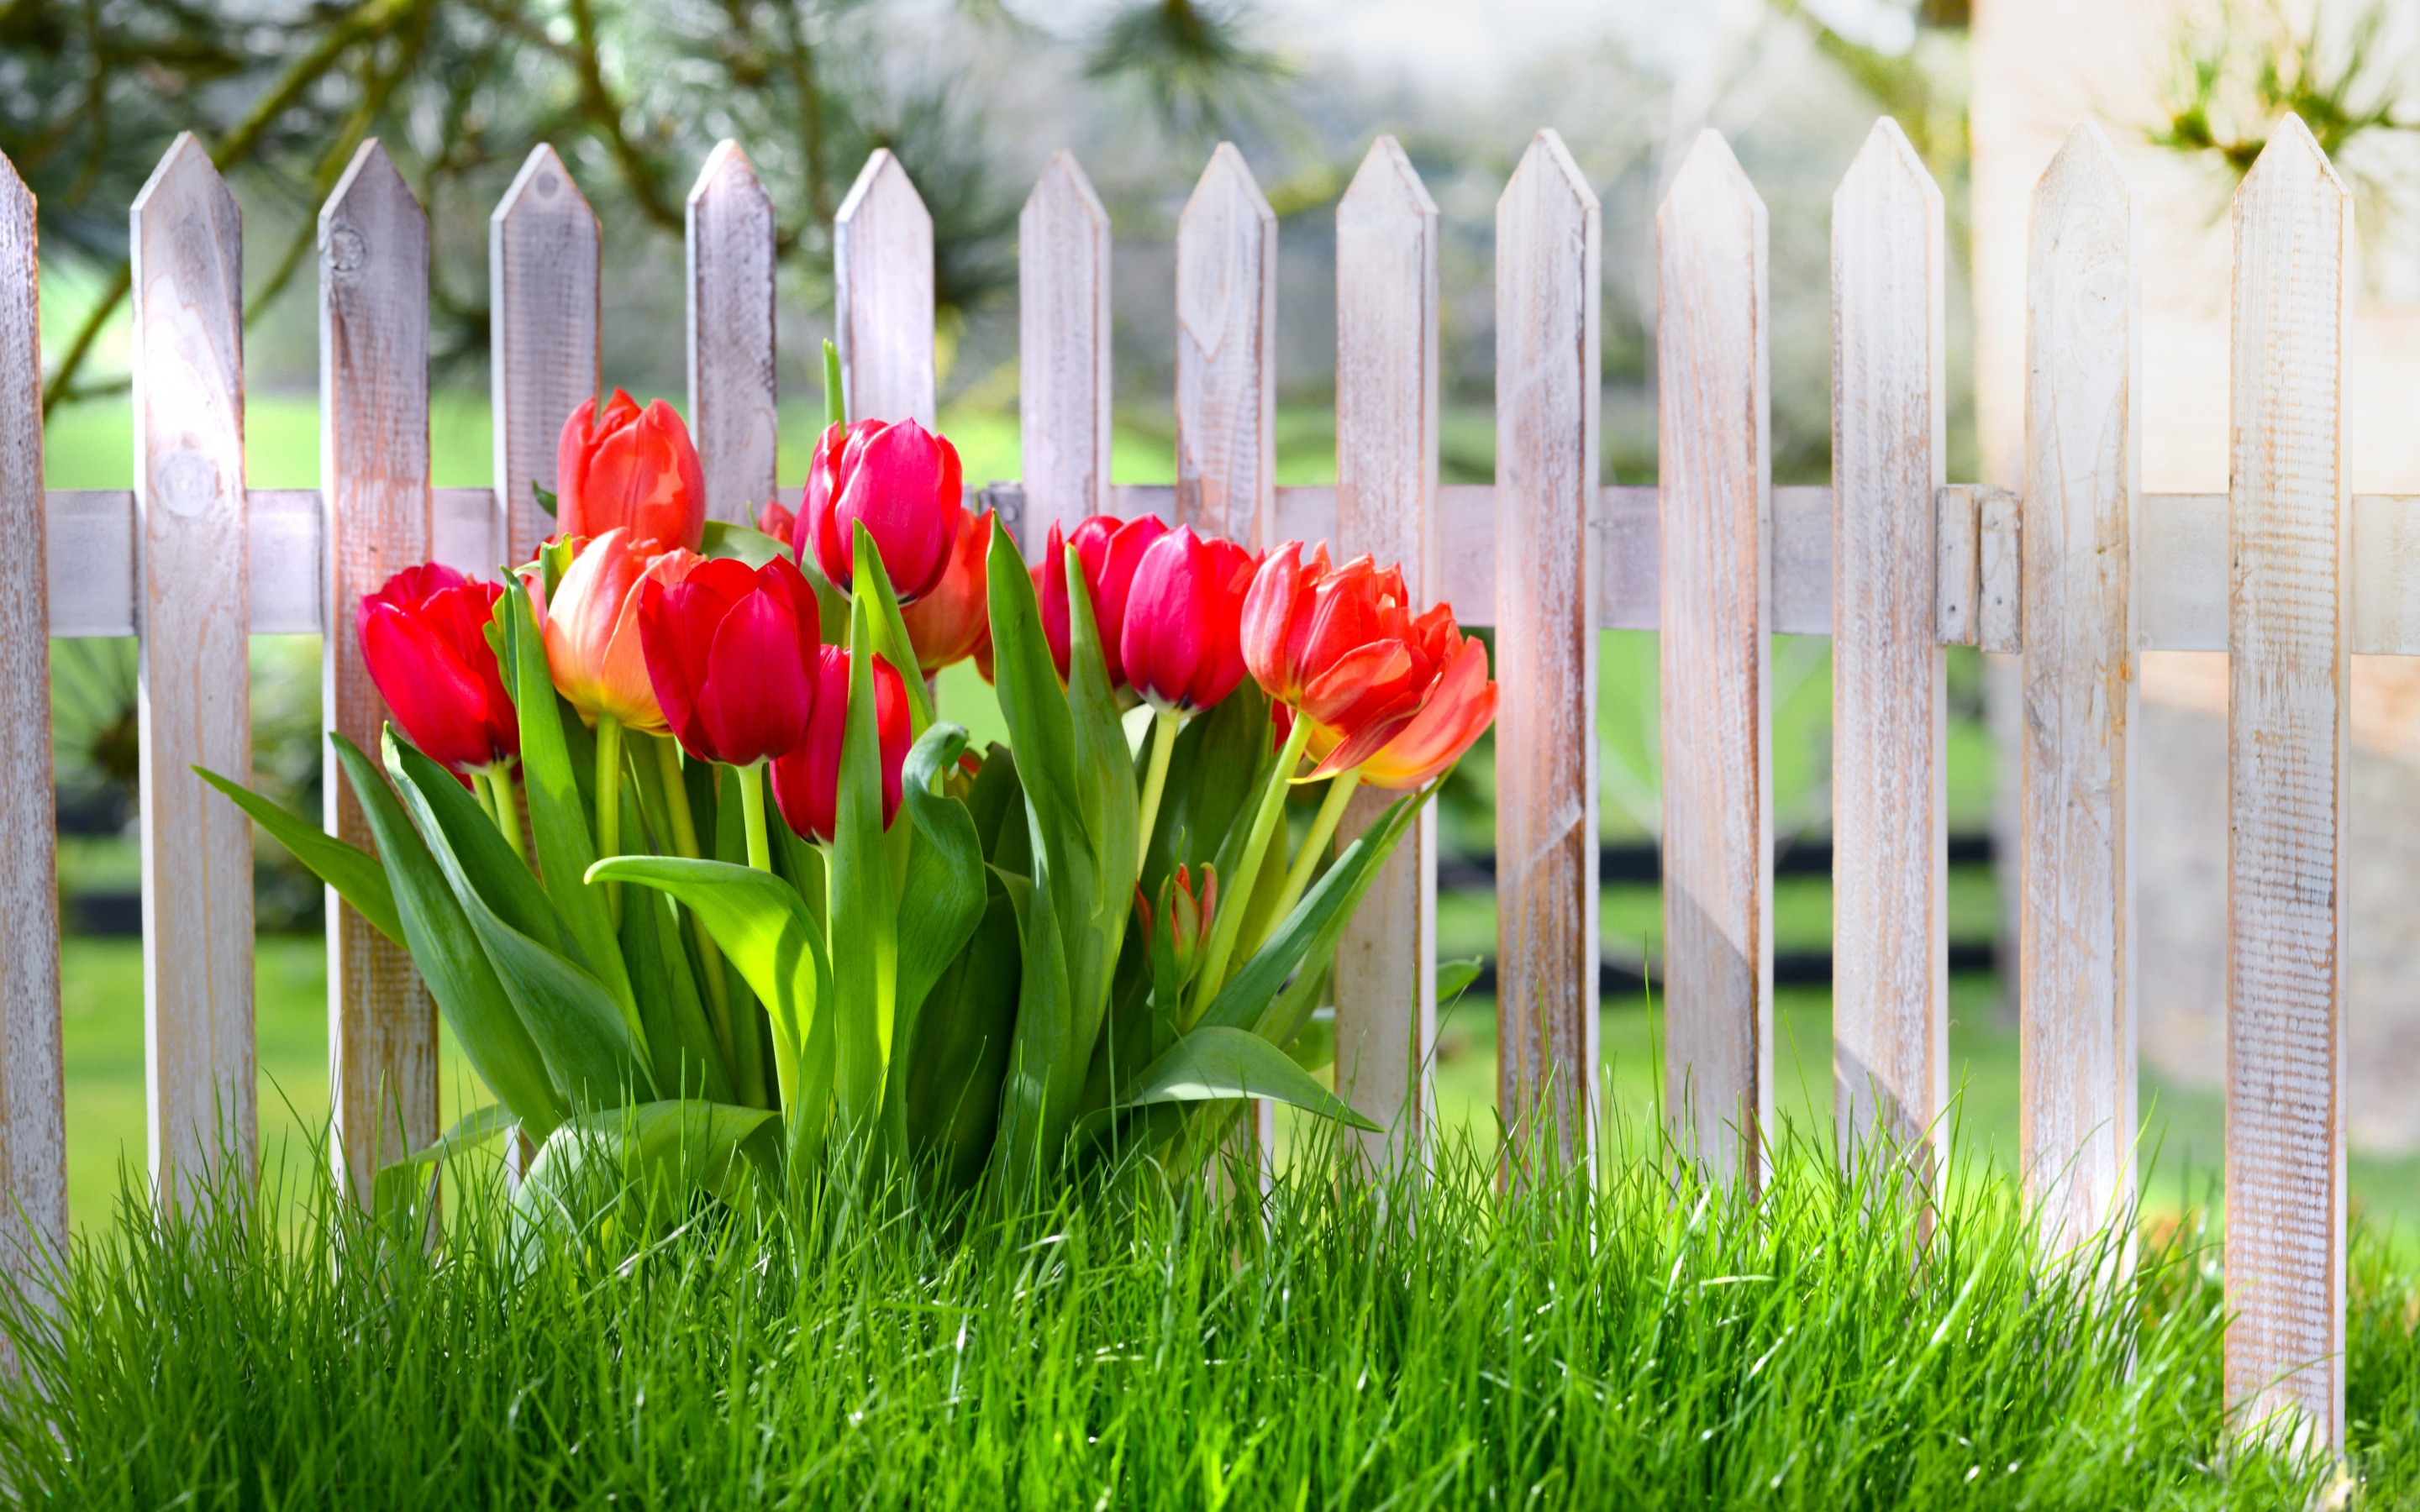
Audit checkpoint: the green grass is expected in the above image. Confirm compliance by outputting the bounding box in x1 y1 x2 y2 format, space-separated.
2 1123 2410 1507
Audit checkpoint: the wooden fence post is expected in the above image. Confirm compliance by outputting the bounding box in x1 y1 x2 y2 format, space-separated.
491 144 599 565
834 150 935 429
0 150 64 1312
687 141 779 527
1333 136 1439 1171
1176 144 1276 550
1018 151 1113 561
1830 119 1948 1179
1495 129 1600 1172
2018 121 2139 1260
2225 113 2350 1452
320 140 438 1202
1656 130 1771 1189
131 134 254 1204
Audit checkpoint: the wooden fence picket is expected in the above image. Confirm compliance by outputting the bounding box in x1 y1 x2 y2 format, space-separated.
1655 131 1771 1188
1829 119 1948 1178
1494 129 1600 1170
1175 144 1276 549
834 150 936 429
490 145 599 564
1018 151 1113 560
2224 114 2351 1451
0 150 63 1316
2018 121 2139 1260
319 140 437 1202
687 141 780 526
130 134 254 1205
1333 135 1439 1169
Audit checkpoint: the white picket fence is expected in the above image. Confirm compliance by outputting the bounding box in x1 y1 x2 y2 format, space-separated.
0 111 2379 1445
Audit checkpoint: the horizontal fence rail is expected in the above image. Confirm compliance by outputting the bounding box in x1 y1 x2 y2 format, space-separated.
0 113 2370 1446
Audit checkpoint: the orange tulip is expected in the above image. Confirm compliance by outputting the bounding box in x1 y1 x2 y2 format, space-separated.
1355 627 1497 790
1239 542 1436 777
555 389 707 554
529 527 703 732
899 506 993 675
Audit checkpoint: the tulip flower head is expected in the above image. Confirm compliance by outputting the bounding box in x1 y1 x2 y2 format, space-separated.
1119 525 1257 716
755 499 797 549
900 506 994 676
1355 624 1497 790
532 528 703 733
1239 543 1438 778
555 389 707 554
638 555 822 768
770 645 912 844
801 417 963 602
1038 513 1171 690
357 564 518 774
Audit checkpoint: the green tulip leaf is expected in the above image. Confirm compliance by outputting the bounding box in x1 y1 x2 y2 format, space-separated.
381 732 569 955
1116 1026 1379 1131
1439 955 1485 1008
828 589 897 1133
195 764 402 947
698 520 787 568
901 873 1022 1189
850 520 933 733
512 1098 781 1242
882 723 990 1154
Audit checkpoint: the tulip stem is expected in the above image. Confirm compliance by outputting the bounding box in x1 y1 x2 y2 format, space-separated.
595 714 624 927
1134 707 1181 871
738 759 774 874
656 738 737 1077
1187 714 1314 1027
1256 767 1363 959
485 766 527 864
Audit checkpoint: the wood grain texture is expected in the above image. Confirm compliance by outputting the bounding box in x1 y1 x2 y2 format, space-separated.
1977 485 2024 653
2224 114 2351 1451
1494 130 1600 1169
1937 485 1981 645
1656 130 1772 1189
131 134 254 1205
2018 120 2139 1261
490 144 599 563
834 150 936 428
1018 151 1113 563
0 150 65 1311
1175 144 1277 549
319 140 437 1205
1830 119 1949 1177
687 141 779 526
1332 136 1440 1170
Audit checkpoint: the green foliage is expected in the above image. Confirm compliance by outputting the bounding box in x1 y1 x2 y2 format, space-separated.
2149 0 2411 176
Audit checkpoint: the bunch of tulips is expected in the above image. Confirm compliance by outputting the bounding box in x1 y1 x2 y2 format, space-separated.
211 363 1495 1215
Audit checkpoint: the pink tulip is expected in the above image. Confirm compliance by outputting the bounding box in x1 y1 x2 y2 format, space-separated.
1037 513 1170 689
800 417 962 602
769 645 911 844
1119 525 1257 715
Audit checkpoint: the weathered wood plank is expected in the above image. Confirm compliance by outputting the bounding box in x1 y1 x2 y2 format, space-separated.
834 150 936 428
2225 113 2351 1452
1976 485 2024 653
0 148 65 1318
1830 118 1949 1177
2018 120 2139 1260
1332 135 1439 1172
1495 130 1600 1169
1175 144 1277 549
131 134 254 1204
687 141 779 527
1937 485 1981 645
1018 151 1113 562
1656 130 1771 1188
320 140 437 1204
490 145 599 563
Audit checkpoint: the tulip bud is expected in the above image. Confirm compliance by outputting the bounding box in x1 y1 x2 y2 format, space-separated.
531 527 703 733
638 555 822 767
899 507 993 675
756 499 797 549
1037 513 1169 689
555 389 707 553
800 417 963 602
768 644 912 844
1120 525 1257 715
356 564 518 775
1136 864 1215 1011
1239 543 1436 777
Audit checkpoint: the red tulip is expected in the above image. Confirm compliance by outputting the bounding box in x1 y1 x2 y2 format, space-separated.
1355 625 1497 790
900 507 993 675
801 417 962 602
638 555 821 767
770 645 911 844
555 389 706 553
1239 543 1434 774
357 564 517 774
1038 513 1170 689
1119 525 1256 715
531 528 704 732
756 499 797 549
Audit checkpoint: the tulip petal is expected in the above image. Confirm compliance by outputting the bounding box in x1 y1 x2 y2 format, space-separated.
362 604 497 772
696 591 816 765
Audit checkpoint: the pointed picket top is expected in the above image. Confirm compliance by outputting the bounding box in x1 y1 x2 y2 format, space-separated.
131 134 242 372
0 144 30 240
834 149 936 428
323 136 420 234
1835 117 1941 233
1018 150 1113 558
2033 118 2133 239
687 139 779 525
1658 129 1763 255
2238 110 2351 215
489 144 600 562
1175 143 1277 547
1336 133 1439 592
